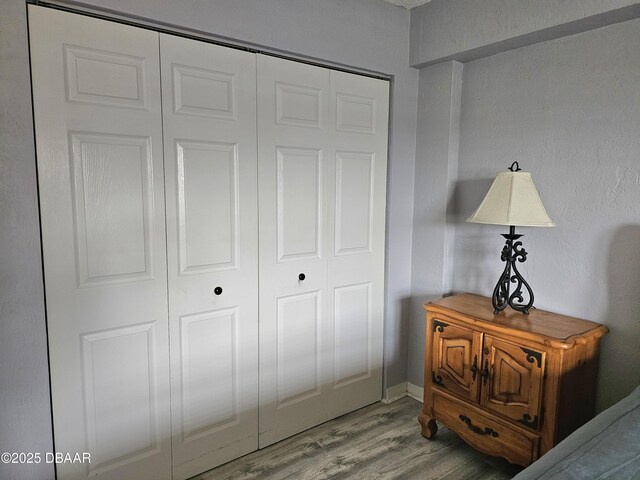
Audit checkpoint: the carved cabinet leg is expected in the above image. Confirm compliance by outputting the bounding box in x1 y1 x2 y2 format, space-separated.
418 413 438 439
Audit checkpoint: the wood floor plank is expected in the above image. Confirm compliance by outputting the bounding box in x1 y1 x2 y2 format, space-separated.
192 397 524 480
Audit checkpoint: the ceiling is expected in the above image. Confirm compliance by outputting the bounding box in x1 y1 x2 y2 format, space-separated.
381 0 431 9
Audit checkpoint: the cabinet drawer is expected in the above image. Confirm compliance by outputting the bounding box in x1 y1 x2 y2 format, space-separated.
433 392 539 466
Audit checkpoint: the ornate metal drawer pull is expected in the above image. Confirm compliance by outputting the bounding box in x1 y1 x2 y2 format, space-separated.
432 372 446 388
470 355 478 381
459 415 499 437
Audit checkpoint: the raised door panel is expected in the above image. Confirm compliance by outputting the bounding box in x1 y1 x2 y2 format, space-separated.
276 82 323 128
29 6 170 479
82 324 161 476
333 283 372 388
277 147 322 261
326 71 388 418
175 140 238 273
63 45 148 109
179 308 239 441
276 292 322 407
70 133 155 285
172 65 236 119
160 34 258 479
481 336 545 430
334 151 374 256
257 55 330 447
431 319 482 403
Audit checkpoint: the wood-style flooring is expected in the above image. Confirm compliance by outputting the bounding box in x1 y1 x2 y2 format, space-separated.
192 397 524 480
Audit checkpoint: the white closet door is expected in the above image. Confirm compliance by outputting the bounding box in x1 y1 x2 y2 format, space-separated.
257 55 331 447
29 6 170 480
326 71 389 418
160 34 259 479
258 55 389 446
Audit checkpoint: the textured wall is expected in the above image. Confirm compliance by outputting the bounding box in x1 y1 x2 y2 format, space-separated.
408 61 462 387
0 1 54 479
453 18 640 411
410 0 640 67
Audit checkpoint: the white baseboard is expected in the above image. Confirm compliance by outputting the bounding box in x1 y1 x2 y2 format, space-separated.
407 382 424 402
382 382 424 404
382 382 408 404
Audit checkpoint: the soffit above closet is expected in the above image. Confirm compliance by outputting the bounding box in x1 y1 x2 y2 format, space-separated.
380 0 431 9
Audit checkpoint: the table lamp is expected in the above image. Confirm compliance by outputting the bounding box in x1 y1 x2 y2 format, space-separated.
466 162 555 314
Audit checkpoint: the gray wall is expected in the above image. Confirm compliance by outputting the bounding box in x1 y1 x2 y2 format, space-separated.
410 0 640 67
408 60 462 387
453 18 640 411
0 1 417 476
409 1 640 411
0 1 54 479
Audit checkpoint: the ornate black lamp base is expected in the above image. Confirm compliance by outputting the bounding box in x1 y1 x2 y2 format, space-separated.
492 225 534 314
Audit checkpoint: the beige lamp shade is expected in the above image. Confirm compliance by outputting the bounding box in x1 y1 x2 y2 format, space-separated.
466 170 555 227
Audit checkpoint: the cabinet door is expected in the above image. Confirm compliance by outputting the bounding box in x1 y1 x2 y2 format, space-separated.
30 7 171 479
160 34 258 479
431 318 482 402
480 336 545 430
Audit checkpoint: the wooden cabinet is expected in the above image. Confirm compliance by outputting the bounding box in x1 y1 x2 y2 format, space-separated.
419 293 608 466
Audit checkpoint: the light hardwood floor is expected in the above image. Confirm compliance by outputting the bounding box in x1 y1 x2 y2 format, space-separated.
192 397 524 479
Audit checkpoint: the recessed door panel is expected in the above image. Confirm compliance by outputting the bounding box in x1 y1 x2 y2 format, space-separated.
431 319 482 403
442 337 471 384
481 336 545 430
30 6 171 479
161 34 258 479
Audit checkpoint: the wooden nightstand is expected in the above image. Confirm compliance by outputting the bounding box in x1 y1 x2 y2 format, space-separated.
418 293 608 466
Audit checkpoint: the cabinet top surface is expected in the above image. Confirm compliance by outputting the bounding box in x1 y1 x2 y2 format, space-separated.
425 293 607 345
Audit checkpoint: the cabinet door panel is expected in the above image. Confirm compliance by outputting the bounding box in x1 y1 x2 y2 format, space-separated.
431 318 482 402
481 336 545 429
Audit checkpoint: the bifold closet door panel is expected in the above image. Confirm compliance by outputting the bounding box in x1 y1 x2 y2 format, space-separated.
326 71 389 418
29 6 171 480
159 34 259 479
257 55 331 448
